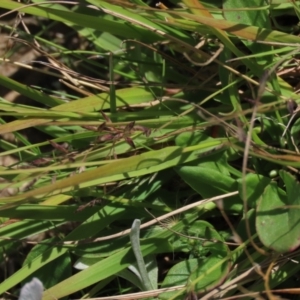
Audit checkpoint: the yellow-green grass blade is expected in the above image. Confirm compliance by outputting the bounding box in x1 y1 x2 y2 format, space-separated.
0 140 228 206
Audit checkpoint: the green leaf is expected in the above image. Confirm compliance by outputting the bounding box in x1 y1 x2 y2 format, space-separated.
223 0 272 65
160 219 230 299
176 163 235 194
223 0 270 28
237 173 271 208
256 171 300 253
175 131 211 147
175 158 241 211
160 256 229 299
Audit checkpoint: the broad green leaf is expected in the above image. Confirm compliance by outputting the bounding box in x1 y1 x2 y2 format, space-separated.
223 0 270 28
160 217 230 299
175 163 236 196
237 173 271 208
223 0 272 65
160 256 229 299
256 171 300 253
175 158 241 211
175 131 212 147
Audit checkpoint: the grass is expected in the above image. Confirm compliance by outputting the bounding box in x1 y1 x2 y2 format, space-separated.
1 0 300 299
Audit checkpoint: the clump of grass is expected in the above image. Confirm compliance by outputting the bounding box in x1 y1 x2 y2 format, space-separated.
1 0 300 299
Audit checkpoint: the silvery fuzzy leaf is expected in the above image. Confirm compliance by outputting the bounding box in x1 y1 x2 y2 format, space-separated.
19 278 43 300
